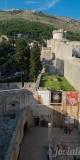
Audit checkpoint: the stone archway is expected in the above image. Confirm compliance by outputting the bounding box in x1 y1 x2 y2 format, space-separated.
34 116 40 126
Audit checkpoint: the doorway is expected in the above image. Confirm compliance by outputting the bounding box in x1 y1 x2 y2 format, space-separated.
40 120 48 127
34 117 39 126
23 121 28 134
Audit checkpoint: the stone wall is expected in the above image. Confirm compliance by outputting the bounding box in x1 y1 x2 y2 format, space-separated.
43 39 73 75
64 57 80 92
41 50 52 61
36 89 79 127
42 47 51 50
67 41 80 46
0 82 36 90
47 39 52 47
4 107 33 160
48 40 72 75
56 43 72 59
0 87 79 127
0 89 37 115
54 91 79 127
47 39 73 59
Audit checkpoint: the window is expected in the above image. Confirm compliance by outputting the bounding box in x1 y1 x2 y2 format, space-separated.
12 104 15 107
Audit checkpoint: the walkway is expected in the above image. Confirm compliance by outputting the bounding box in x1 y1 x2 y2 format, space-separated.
52 128 80 160
18 127 80 160
18 127 48 160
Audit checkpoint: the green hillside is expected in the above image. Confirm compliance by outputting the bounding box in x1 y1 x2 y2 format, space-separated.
0 10 80 32
0 10 80 43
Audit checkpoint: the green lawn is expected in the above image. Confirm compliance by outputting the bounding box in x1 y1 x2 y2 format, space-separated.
39 75 75 91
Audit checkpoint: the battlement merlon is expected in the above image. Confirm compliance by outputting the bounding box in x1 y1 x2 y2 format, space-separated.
53 29 64 34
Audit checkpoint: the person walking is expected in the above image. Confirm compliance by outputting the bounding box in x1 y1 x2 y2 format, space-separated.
68 127 71 134
60 124 62 130
70 124 73 131
62 143 65 150
65 146 68 155
65 127 68 134
57 144 60 151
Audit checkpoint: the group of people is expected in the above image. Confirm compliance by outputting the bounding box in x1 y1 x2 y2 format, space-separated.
56 143 68 155
60 124 73 134
59 124 80 160
56 143 80 160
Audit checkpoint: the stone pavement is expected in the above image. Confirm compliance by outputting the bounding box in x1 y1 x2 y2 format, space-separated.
52 128 80 160
18 127 80 160
18 127 48 160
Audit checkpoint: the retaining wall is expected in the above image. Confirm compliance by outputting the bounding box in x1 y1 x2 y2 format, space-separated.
0 82 36 90
64 57 80 92
4 107 33 160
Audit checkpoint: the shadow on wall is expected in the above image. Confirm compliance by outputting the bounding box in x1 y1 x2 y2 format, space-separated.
72 49 80 58
56 58 64 76
33 90 80 129
33 105 79 129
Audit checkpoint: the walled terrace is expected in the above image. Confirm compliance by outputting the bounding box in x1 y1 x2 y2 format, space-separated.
39 75 76 91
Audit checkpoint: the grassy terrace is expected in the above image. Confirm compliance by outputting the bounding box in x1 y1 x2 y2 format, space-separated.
39 75 75 91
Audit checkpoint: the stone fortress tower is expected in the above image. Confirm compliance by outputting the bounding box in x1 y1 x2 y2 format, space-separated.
53 28 67 40
41 28 80 92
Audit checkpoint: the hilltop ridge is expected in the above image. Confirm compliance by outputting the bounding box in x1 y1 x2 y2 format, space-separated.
0 10 80 32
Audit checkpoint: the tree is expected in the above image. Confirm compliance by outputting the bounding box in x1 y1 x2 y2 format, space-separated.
14 39 30 72
7 37 15 48
29 42 42 82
